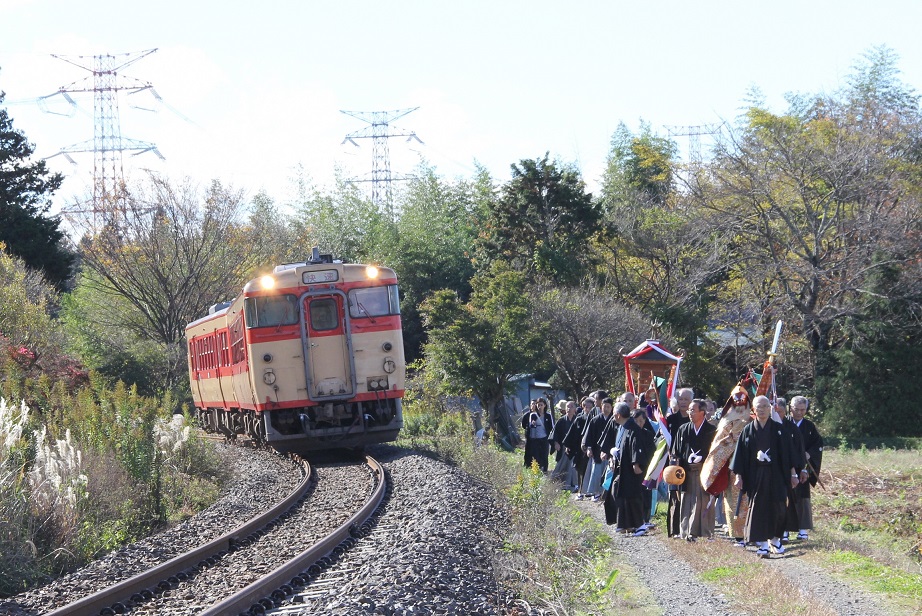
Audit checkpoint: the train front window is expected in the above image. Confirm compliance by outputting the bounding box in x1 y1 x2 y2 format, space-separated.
309 298 339 331
348 285 400 318
245 295 299 328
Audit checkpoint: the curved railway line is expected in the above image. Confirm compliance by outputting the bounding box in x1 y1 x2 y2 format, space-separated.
44 454 388 616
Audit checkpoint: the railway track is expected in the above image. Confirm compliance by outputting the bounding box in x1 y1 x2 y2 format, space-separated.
44 455 388 616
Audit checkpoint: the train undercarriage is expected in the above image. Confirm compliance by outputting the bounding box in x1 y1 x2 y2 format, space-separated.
196 397 402 454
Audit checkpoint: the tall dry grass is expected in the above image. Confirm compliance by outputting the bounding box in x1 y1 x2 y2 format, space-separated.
0 397 226 596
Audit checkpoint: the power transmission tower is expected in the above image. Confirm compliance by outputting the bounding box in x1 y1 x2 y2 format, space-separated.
44 49 164 225
665 123 723 164
341 107 423 219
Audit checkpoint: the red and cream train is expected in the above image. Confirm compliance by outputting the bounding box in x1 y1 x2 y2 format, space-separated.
185 248 405 453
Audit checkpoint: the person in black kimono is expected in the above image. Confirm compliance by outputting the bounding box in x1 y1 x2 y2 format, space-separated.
632 409 658 527
665 388 693 538
563 397 594 499
521 398 553 472
670 398 718 540
550 400 578 490
774 397 806 542
730 395 798 557
791 395 823 540
581 398 614 501
603 402 654 533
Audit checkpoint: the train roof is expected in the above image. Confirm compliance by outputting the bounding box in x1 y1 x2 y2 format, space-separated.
186 302 232 330
185 259 397 332
242 261 397 294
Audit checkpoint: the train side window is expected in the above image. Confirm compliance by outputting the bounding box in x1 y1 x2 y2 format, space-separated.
309 298 339 331
387 284 401 315
245 295 299 328
219 331 229 367
230 315 246 364
348 285 400 318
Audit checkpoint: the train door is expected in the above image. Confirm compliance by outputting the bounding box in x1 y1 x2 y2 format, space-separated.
188 339 203 403
300 291 356 400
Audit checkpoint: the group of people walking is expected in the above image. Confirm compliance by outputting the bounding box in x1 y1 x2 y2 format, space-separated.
521 382 823 557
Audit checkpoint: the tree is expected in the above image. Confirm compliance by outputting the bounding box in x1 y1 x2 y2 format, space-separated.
60 270 175 396
290 171 391 264
77 174 251 347
385 162 478 362
243 190 294 266
695 47 922 410
597 123 729 396
0 245 63 359
477 154 600 284
0 88 74 290
421 263 544 436
600 121 677 213
528 283 654 400
823 256 922 438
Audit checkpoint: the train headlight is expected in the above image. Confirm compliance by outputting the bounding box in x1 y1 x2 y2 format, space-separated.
382 341 393 352
263 369 276 385
260 275 276 290
365 265 379 279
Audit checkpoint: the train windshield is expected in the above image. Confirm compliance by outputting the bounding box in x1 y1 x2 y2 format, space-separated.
245 295 299 328
348 285 400 318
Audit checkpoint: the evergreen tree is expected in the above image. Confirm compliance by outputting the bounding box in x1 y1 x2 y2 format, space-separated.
386 163 478 363
0 88 74 290
823 255 922 438
421 262 545 437
477 154 600 284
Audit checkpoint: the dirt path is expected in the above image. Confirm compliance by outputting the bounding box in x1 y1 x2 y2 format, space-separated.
573 498 893 616
761 552 891 616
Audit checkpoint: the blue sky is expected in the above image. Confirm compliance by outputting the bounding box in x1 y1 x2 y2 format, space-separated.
2 0 921 215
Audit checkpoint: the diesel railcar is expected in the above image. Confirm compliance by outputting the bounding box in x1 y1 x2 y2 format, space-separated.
185 249 405 453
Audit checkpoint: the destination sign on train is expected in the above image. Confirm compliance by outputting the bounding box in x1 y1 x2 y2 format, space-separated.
302 269 339 284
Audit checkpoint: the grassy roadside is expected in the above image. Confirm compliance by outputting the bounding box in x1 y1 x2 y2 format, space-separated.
666 534 838 616
398 428 659 615
806 446 922 613
1 390 227 597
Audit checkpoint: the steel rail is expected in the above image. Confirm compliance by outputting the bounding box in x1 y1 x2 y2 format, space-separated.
46 454 312 616
199 455 386 616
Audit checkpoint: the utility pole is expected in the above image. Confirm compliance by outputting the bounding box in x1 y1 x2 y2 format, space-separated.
341 107 423 219
44 49 164 226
